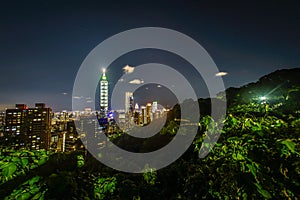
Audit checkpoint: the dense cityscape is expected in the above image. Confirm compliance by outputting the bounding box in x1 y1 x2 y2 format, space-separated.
0 69 169 153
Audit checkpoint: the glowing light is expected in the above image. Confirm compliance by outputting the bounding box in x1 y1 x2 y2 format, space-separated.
260 96 267 101
102 68 106 73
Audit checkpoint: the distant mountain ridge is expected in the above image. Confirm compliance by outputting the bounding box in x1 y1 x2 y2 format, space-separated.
169 68 300 118
222 68 300 113
220 68 300 102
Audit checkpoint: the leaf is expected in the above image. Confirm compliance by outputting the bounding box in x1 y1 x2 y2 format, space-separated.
2 163 17 178
29 176 40 186
29 186 40 195
21 158 29 168
11 157 21 164
38 156 48 166
237 153 244 160
0 162 9 169
281 139 296 153
254 183 272 199
30 164 38 170
257 188 272 199
31 192 42 200
232 117 238 126
17 192 31 200
246 164 256 178
28 151 35 156
251 123 264 136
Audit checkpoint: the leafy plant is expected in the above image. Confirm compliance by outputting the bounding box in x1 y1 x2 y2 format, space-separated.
93 176 116 199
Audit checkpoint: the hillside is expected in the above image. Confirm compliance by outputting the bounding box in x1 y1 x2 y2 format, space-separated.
214 68 300 114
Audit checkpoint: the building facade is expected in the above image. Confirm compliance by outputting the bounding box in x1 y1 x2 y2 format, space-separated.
4 103 52 150
125 91 134 114
100 69 108 112
51 111 80 152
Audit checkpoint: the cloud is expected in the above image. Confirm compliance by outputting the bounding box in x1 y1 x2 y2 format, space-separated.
123 65 134 73
129 79 144 84
73 96 83 99
215 72 228 77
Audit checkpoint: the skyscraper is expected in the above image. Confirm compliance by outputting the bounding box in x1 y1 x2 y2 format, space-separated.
141 106 147 125
125 92 134 114
100 69 108 112
4 103 52 150
152 101 158 113
146 103 152 124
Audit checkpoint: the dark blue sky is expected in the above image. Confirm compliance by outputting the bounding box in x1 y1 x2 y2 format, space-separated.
0 1 299 111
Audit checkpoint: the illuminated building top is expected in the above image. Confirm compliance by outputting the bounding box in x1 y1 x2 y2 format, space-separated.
100 68 108 111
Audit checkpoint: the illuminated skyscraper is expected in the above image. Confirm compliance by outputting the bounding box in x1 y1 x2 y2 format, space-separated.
141 106 147 125
4 103 52 150
146 103 152 124
100 69 108 112
125 92 134 114
134 103 139 111
152 101 158 113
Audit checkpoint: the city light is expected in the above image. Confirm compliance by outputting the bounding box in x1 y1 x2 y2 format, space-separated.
260 96 267 101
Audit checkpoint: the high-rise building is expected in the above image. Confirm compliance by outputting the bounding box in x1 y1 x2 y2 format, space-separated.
152 101 158 113
50 111 81 152
0 104 15 138
134 103 139 111
146 103 152 124
125 92 134 114
0 111 5 138
141 106 147 125
4 103 52 150
100 69 108 112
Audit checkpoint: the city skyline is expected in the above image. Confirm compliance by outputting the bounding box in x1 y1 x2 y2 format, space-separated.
0 2 299 198
0 1 299 111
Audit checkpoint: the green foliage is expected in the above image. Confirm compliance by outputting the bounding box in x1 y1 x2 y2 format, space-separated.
280 139 299 155
93 176 116 199
4 176 46 200
0 101 300 199
0 149 51 184
191 111 300 199
143 166 157 185
77 154 85 168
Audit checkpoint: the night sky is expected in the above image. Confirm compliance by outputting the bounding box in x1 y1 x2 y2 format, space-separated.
0 1 299 111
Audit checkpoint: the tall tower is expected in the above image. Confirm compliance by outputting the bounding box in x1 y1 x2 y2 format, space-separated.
125 92 133 114
100 69 108 112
